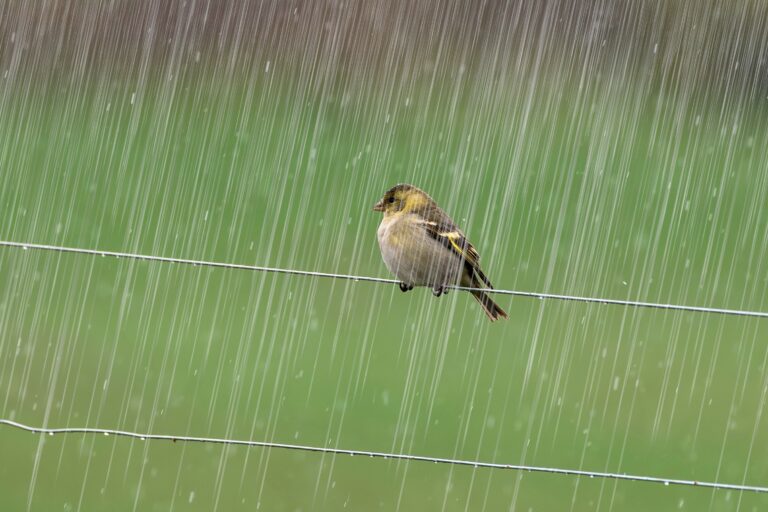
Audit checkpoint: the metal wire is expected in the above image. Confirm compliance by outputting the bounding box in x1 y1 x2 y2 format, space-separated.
1 240 766 318
1 242 765 493
1 419 765 493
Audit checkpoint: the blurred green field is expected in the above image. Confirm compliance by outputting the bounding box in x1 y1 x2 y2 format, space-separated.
2 2 768 511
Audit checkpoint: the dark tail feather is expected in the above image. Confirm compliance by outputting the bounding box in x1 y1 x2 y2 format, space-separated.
468 265 493 288
470 289 508 322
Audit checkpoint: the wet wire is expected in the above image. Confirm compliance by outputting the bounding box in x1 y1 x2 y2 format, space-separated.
1 240 767 318
1 419 766 494
1 242 766 494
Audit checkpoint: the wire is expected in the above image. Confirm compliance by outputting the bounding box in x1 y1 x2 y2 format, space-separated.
1 240 766 319
1 419 765 494
1 242 765 493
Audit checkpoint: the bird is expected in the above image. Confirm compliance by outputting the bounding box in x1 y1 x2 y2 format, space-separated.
373 183 508 321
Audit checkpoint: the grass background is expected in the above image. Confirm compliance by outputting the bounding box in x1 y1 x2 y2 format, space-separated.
1 2 767 510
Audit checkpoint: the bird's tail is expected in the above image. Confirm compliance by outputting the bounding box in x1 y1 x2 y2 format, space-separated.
470 289 508 322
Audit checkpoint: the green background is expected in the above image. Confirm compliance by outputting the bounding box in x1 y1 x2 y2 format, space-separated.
1 2 767 511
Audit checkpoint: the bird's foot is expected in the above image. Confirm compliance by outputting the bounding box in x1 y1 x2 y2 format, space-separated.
399 282 414 293
432 286 447 297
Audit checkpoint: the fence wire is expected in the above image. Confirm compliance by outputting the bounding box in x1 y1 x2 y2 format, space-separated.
1 419 766 494
1 240 767 495
1 240 766 318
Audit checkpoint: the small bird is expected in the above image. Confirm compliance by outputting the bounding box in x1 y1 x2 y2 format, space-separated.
373 183 508 321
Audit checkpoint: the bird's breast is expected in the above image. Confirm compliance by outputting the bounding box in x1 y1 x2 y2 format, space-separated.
377 214 462 287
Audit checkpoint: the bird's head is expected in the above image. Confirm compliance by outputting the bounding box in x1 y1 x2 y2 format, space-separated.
373 183 432 216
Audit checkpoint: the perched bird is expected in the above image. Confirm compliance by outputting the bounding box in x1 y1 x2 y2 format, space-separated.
373 183 508 321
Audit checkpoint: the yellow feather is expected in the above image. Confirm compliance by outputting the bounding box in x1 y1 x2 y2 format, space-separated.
402 191 430 212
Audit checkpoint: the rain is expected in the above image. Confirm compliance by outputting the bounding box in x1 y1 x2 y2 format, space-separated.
1 1 767 510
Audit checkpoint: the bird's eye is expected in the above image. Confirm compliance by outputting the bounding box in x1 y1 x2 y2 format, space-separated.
388 196 395 203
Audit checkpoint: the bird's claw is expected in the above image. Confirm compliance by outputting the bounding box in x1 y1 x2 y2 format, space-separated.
399 282 414 293
432 286 447 297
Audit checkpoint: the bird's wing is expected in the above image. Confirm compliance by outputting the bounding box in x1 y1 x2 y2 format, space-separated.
416 207 493 288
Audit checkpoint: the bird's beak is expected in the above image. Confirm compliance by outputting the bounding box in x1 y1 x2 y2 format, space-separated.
372 199 385 212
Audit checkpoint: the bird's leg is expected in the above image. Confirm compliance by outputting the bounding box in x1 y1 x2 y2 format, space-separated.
399 282 414 293
432 285 446 297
